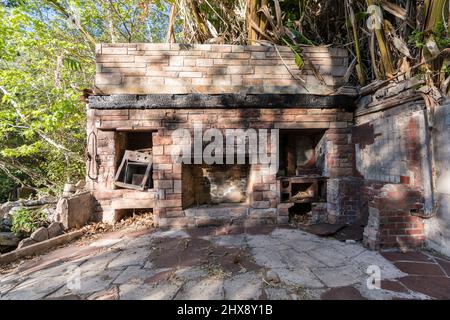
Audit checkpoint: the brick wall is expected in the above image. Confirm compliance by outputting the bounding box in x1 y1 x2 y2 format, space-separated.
363 183 425 250
354 78 434 250
94 43 348 95
87 107 354 226
354 103 427 185
323 128 362 224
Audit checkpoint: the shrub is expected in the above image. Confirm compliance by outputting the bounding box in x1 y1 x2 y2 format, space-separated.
11 208 48 236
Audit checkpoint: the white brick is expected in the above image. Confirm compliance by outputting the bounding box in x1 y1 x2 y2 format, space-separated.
196 59 213 67
179 71 203 78
96 73 121 85
170 56 184 67
102 47 128 55
227 66 254 74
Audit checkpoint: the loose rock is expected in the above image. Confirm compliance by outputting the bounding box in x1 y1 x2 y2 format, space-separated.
47 222 65 238
17 237 37 249
0 232 21 246
30 227 49 242
265 270 280 284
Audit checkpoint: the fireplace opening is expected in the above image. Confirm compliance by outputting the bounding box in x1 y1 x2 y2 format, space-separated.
278 129 326 177
114 131 154 190
182 164 250 209
289 203 312 225
115 208 152 222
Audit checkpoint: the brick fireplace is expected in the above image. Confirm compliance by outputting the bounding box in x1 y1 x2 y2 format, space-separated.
86 43 362 229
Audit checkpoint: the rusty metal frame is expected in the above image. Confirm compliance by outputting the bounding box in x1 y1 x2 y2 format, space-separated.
114 150 153 190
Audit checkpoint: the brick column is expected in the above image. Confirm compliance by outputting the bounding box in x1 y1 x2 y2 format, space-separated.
152 130 185 228
325 128 363 224
363 183 425 250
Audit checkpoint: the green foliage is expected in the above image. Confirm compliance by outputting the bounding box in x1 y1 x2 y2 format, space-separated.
282 38 305 69
0 0 171 200
11 207 48 235
0 171 15 202
409 30 426 49
434 22 450 49
410 23 450 50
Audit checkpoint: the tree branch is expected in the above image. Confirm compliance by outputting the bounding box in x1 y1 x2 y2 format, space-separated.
0 86 84 163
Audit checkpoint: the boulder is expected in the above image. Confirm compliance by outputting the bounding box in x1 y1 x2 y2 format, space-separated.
47 222 65 238
17 187 36 199
63 184 76 197
264 270 280 284
0 202 19 219
30 227 49 242
0 217 12 232
17 237 37 249
55 192 93 229
0 232 21 247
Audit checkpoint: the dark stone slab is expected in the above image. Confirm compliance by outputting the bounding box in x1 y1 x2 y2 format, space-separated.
300 223 346 237
334 224 365 241
88 94 355 110
381 280 409 293
435 258 450 277
321 286 367 300
381 251 434 263
399 276 450 299
393 262 446 276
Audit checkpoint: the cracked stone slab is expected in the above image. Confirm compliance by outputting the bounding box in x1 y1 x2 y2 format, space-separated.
307 246 350 267
211 234 247 248
51 270 122 296
123 235 155 249
174 267 209 281
311 264 365 287
108 249 150 269
223 272 262 300
355 282 432 300
264 287 294 300
352 251 406 280
151 230 190 239
119 282 179 300
246 235 288 250
1 227 442 300
250 247 287 269
273 267 324 288
278 250 326 268
1 275 67 300
113 266 147 285
270 228 321 244
174 277 224 300
79 250 121 272
89 238 123 248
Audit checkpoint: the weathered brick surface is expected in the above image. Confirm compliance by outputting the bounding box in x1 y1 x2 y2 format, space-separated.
354 79 431 251
87 106 356 226
363 183 425 250
95 43 348 95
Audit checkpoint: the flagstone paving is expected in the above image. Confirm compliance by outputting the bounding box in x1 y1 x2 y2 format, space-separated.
1 226 449 300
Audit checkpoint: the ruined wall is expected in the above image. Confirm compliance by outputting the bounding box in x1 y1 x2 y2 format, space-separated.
425 99 450 256
94 43 348 95
88 43 360 229
87 106 354 227
354 102 429 187
363 183 425 250
354 79 432 250
325 128 363 224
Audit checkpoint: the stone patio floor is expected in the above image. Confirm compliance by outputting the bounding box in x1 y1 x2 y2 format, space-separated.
1 226 449 300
